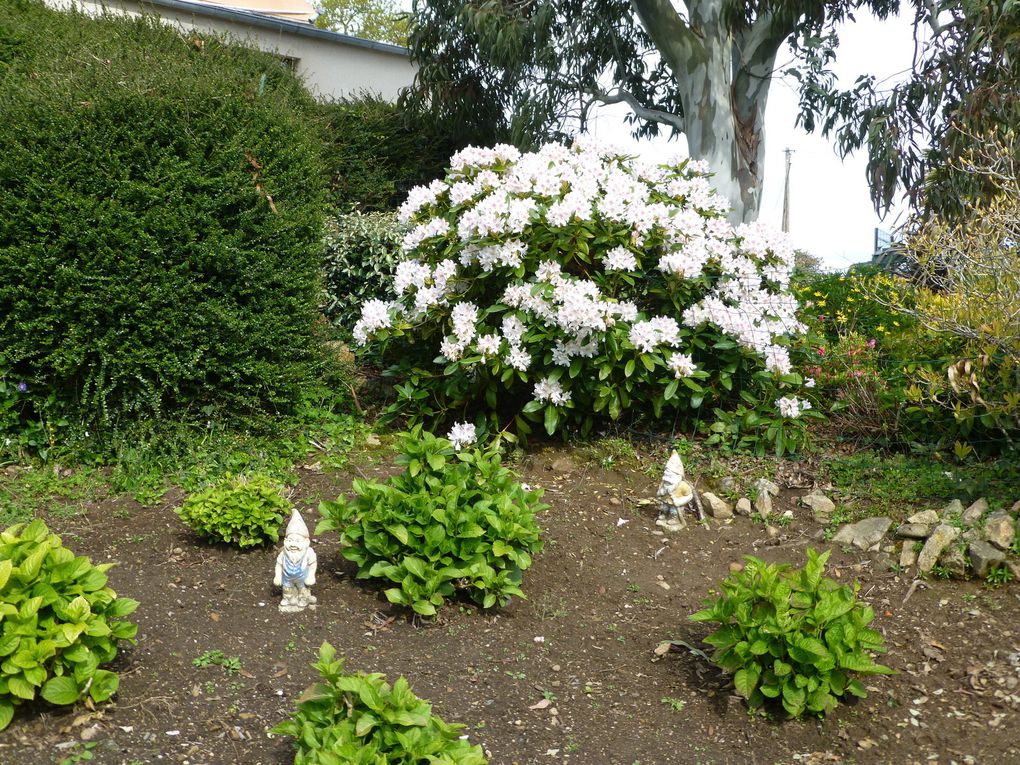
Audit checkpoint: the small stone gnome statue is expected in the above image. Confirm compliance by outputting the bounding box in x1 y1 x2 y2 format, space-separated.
274 509 318 613
655 450 697 531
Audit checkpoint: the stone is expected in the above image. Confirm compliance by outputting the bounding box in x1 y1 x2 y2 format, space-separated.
969 540 1007 578
961 498 989 525
895 523 931 539
715 476 740 494
274 510 318 614
550 457 575 473
832 517 893 550
735 498 753 517
941 544 968 578
701 492 733 520
766 526 780 539
1011 499 1020 515
917 524 961 574
907 509 939 525
961 527 981 543
940 499 965 521
364 433 381 447
899 542 918 569
754 478 781 498
984 511 1015 550
800 491 835 516
655 516 686 533
753 492 773 518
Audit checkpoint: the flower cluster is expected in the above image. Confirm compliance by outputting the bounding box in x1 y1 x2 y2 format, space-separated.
353 138 808 434
776 396 813 419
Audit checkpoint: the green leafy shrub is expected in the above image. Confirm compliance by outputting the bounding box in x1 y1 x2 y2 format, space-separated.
690 549 893 718
318 428 544 615
0 2 326 437
317 96 458 212
272 642 487 764
322 211 406 330
0 519 139 731
352 140 812 451
176 473 290 548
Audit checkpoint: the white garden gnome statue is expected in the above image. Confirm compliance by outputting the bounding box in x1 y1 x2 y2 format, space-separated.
655 450 697 532
274 509 318 613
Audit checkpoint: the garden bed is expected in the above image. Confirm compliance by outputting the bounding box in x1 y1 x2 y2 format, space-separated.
3 446 1019 765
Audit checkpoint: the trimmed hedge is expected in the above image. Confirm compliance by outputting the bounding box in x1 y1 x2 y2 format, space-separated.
0 1 326 432
318 96 458 212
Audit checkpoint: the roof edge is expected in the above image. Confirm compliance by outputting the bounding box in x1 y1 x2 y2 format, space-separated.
135 0 411 56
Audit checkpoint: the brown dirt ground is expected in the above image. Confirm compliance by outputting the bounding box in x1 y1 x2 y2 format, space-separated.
3 445 1020 765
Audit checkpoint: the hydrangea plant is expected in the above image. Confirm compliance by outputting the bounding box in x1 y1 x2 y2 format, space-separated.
353 138 811 447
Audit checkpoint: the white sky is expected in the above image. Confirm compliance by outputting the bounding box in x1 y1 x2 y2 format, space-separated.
589 11 918 270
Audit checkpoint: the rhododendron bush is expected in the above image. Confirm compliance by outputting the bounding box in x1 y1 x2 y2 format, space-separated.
353 138 812 450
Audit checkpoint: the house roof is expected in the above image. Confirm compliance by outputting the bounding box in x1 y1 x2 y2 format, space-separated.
138 0 411 56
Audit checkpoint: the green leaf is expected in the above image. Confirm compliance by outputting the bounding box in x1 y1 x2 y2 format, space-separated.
7 675 35 700
88 670 119 702
733 666 760 699
0 700 13 731
41 675 80 705
0 559 11 591
355 712 378 737
543 405 559 436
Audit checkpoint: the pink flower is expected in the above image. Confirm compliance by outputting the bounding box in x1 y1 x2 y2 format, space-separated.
816 347 826 356
866 339 876 349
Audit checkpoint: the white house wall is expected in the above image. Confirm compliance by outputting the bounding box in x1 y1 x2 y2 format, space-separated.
44 0 416 102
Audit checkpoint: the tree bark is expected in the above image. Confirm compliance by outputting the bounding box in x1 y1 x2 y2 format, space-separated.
628 0 786 224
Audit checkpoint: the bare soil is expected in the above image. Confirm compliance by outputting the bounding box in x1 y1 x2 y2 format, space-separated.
3 446 1020 765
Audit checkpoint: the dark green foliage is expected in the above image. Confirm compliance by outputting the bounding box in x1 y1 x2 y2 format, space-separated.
318 428 545 615
176 473 291 548
0 1 326 435
272 642 487 764
318 96 457 212
691 549 893 718
0 519 139 731
322 211 406 329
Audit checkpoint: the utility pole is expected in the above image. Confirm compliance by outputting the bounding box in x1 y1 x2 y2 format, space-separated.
782 148 794 233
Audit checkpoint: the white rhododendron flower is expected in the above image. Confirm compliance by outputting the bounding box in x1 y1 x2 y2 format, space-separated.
447 421 477 451
533 376 572 405
776 396 812 419
604 246 637 271
353 137 810 440
668 353 698 378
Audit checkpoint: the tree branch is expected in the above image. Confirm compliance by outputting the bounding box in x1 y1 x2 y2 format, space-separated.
630 0 705 76
593 88 686 133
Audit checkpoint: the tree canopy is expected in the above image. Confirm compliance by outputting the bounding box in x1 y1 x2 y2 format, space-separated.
314 0 408 46
404 0 1018 221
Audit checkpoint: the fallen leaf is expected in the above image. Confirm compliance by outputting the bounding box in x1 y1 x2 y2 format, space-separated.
209 612 220 622
529 699 551 710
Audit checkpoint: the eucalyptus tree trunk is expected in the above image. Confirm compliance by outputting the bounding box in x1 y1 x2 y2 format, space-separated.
626 0 786 224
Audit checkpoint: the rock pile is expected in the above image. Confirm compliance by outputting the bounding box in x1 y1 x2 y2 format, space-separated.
828 498 1020 580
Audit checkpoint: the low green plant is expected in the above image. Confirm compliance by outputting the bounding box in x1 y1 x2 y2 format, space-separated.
175 473 290 548
318 428 545 615
0 519 139 731
193 649 242 675
321 211 406 331
985 566 1012 588
660 696 686 712
271 641 486 764
690 548 893 718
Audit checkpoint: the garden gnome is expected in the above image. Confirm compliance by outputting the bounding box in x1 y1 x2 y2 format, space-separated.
655 450 695 531
274 509 317 613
